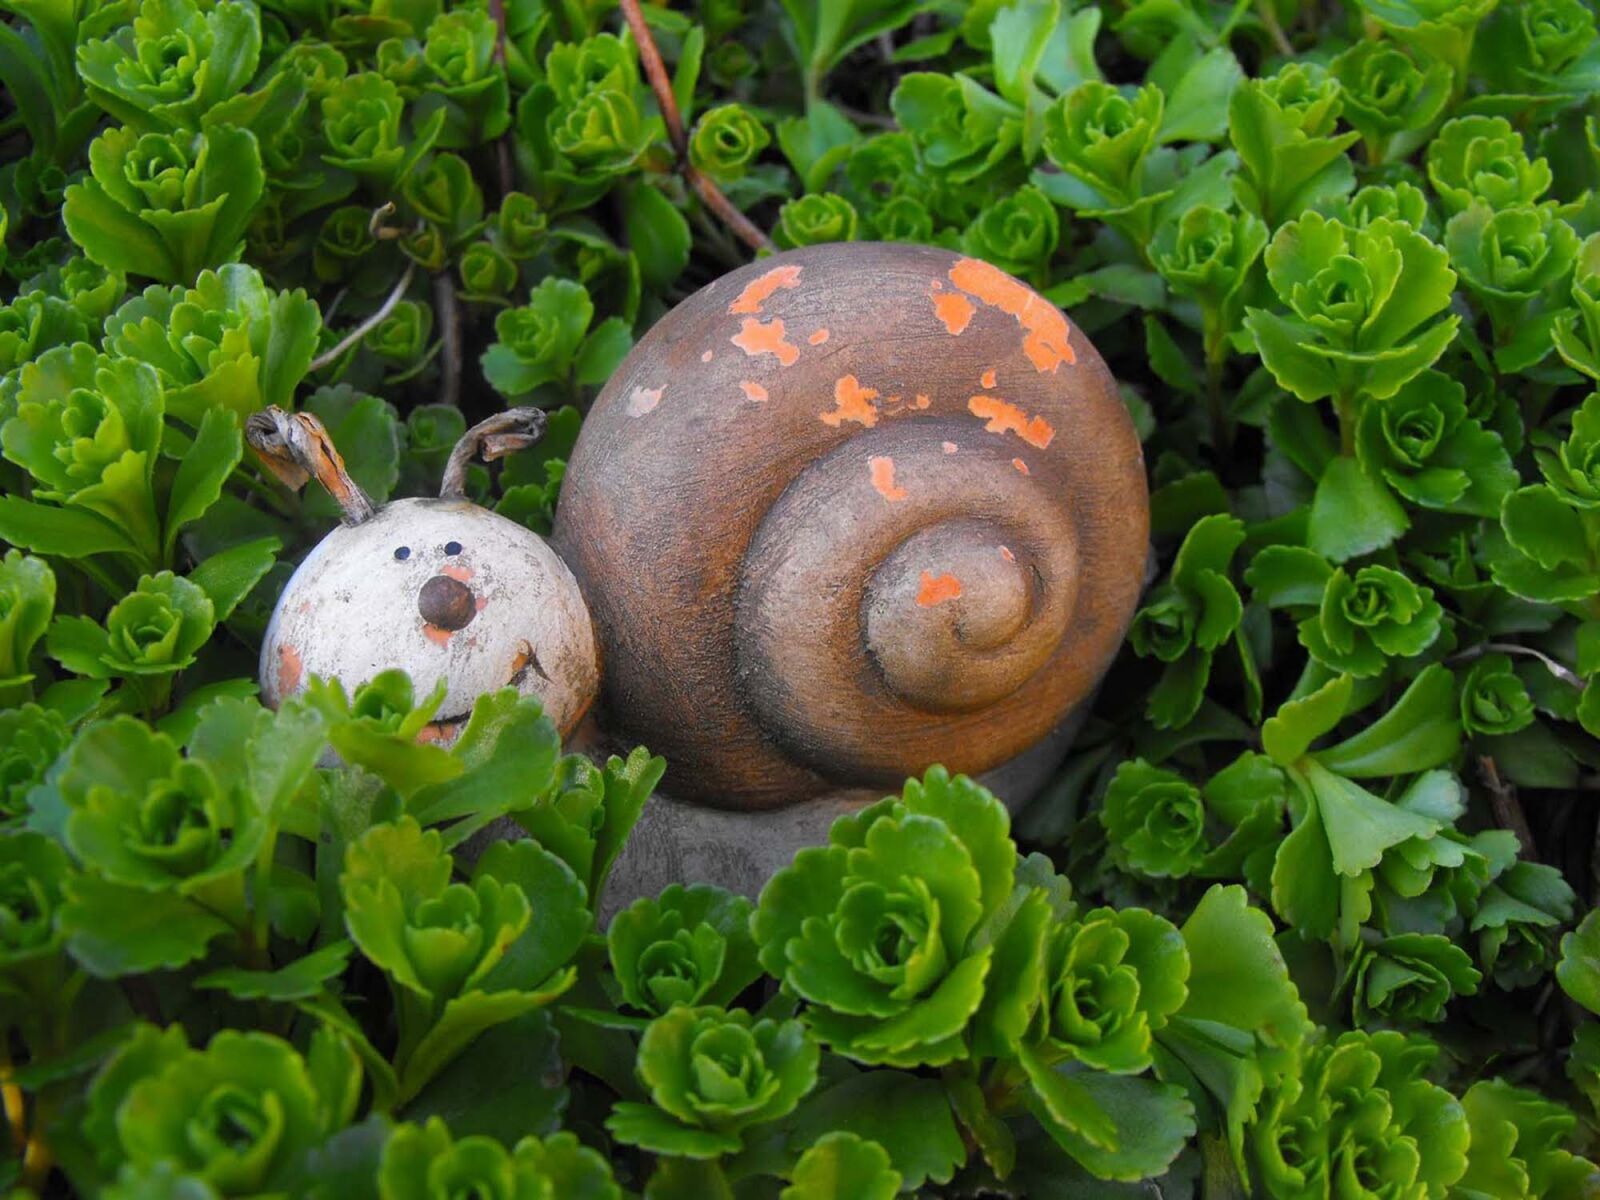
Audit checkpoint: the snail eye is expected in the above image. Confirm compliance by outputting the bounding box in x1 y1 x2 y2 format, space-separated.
444 541 463 556
393 546 410 561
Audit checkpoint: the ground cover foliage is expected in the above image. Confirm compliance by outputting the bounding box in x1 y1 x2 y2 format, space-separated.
0 0 1598 1195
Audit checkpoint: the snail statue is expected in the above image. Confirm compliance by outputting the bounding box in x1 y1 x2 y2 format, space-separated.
252 242 1149 910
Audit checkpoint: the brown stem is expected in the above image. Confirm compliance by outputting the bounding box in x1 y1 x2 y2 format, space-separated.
309 261 417 373
486 0 515 197
1481 754 1539 861
618 0 773 253
433 273 462 410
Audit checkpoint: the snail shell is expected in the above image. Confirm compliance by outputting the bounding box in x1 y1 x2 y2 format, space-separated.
553 242 1147 811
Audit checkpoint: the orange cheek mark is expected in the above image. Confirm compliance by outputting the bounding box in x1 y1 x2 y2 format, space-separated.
729 263 803 314
442 563 474 582
968 394 1056 449
732 317 800 366
917 571 963 607
276 643 302 694
423 624 453 646
999 545 1016 563
869 455 908 502
626 385 664 416
942 441 958 454
981 368 997 389
701 349 714 363
809 328 830 345
949 257 1077 373
1012 458 1030 475
931 288 975 335
821 374 880 427
739 380 769 402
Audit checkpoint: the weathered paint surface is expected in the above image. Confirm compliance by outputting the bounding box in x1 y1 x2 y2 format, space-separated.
276 643 303 694
930 284 975 335
820 375 879 428
808 328 830 345
949 257 1077 373
732 318 800 366
627 385 664 416
968 395 1056 448
868 455 907 502
260 497 599 742
942 441 959 454
728 264 803 314
739 380 769 402
916 571 963 607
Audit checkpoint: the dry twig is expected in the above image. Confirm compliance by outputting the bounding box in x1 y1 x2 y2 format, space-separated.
618 0 774 254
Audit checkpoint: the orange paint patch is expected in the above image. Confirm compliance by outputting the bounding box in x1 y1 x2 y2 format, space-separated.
627 384 664 416
931 288 976 335
981 368 997 389
917 571 963 607
729 264 803 314
732 317 800 366
869 455 908 502
423 624 454 645
1012 458 1030 475
809 328 830 345
416 722 453 745
442 563 474 582
739 380 769 402
821 374 880 428
276 643 302 694
942 441 959 454
914 394 931 409
701 349 714 363
949 258 1077 373
968 395 1056 449
999 545 1016 563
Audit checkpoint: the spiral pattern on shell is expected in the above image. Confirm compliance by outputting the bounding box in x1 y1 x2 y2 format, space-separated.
553 242 1148 811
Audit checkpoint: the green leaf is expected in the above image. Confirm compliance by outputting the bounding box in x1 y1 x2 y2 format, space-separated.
62 874 231 977
1314 665 1461 777
401 1011 566 1143
786 1071 966 1190
1308 456 1408 562
196 941 354 1001
1263 674 1353 765
1019 1044 1118 1152
1502 485 1591 569
0 496 142 559
187 537 281 623
1303 759 1442 876
164 408 243 560
782 1132 903 1200
1027 1067 1196 1182
622 183 691 290
1558 910 1600 1016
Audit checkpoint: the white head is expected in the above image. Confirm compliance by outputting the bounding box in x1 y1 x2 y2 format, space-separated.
250 408 599 743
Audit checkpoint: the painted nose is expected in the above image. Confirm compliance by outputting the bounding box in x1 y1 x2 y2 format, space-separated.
418 574 476 631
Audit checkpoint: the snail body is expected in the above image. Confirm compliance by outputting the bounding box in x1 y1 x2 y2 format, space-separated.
554 241 1148 811
252 242 1147 831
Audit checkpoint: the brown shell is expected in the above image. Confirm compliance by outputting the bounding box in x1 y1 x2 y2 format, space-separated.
553 241 1148 811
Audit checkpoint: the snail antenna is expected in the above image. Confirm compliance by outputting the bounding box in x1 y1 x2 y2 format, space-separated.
245 406 377 525
440 408 548 498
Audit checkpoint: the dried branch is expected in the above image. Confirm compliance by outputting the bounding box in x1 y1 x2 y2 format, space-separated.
618 0 774 254
1480 754 1539 862
434 272 462 410
486 0 515 197
308 260 417 374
